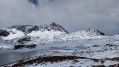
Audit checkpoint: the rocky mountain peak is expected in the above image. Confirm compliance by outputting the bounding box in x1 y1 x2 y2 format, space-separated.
84 29 105 35
49 22 69 34
7 23 69 34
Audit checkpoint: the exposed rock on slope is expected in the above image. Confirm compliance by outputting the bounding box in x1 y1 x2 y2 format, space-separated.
84 29 105 35
17 36 31 44
8 23 68 34
49 23 68 34
0 29 10 37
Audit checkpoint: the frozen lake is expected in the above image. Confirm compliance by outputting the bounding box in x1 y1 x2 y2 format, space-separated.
0 48 76 66
0 49 42 66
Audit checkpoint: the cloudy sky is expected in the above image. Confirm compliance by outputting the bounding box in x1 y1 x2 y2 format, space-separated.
0 0 119 35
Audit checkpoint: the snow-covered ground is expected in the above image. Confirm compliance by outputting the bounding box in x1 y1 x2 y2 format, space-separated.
27 58 119 67
2 34 119 67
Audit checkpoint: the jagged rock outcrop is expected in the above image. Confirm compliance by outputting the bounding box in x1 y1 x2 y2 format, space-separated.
8 25 39 34
0 29 10 37
85 29 105 35
17 36 31 44
49 23 68 34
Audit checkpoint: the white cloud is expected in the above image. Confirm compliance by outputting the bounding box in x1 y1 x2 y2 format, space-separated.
0 0 119 35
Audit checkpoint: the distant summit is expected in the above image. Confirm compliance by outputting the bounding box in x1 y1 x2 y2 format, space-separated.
49 23 69 34
83 29 105 35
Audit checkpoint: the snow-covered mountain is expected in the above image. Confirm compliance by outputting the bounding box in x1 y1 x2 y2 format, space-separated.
1 23 119 67
0 23 105 47
0 23 70 49
63 29 105 41
0 23 67 40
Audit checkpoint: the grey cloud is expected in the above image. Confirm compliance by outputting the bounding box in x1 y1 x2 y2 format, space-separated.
0 0 119 35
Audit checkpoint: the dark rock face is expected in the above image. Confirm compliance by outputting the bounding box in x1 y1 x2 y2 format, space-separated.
0 29 10 37
28 26 39 32
49 23 69 34
14 44 36 49
17 36 31 44
9 25 40 34
86 29 105 35
96 30 105 35
14 36 37 49
8 23 69 34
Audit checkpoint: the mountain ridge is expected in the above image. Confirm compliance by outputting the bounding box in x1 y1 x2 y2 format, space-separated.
0 23 106 49
7 23 68 34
